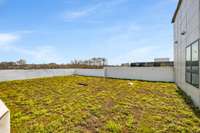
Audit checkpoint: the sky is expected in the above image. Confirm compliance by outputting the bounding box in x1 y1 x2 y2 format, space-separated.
0 0 178 65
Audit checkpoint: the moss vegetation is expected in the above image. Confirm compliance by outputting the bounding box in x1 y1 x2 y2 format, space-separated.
0 76 199 133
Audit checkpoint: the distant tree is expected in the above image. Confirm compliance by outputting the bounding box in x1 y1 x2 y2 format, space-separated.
0 61 16 66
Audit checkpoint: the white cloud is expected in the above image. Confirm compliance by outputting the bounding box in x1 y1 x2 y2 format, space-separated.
0 31 65 63
64 9 92 21
110 46 159 65
63 0 128 21
0 33 19 43
110 44 173 65
15 30 35 34
1 45 65 64
63 5 99 21
90 22 172 65
0 33 20 47
28 46 65 63
0 30 35 47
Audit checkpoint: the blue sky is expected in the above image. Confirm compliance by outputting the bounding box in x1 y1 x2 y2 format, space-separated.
0 0 178 65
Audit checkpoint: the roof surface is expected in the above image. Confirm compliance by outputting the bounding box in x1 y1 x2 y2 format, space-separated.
172 0 182 23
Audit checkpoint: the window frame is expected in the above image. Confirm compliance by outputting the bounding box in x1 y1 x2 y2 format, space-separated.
185 39 199 88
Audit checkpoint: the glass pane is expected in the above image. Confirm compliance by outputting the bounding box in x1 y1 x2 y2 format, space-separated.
186 72 191 83
191 41 199 87
192 66 199 73
186 66 191 72
186 46 191 62
192 73 199 87
192 42 198 62
186 46 191 72
186 41 199 87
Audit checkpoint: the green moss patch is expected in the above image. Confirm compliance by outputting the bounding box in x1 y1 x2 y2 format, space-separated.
0 76 199 133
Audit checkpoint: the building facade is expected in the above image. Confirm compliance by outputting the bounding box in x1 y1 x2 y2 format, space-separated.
172 0 200 107
130 61 173 67
71 58 107 66
154 58 170 62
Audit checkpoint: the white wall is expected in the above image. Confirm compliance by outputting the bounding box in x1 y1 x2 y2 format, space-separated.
0 100 10 133
74 69 105 77
0 67 175 82
173 0 200 107
105 67 174 82
0 69 74 82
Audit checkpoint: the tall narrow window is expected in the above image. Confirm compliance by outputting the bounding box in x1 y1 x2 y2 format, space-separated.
186 40 199 88
186 46 191 83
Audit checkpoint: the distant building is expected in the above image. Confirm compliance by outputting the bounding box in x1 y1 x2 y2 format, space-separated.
130 61 173 67
121 63 130 67
16 59 26 65
154 58 170 62
71 58 107 66
89 58 107 66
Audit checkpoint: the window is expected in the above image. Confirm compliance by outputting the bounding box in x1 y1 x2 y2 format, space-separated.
186 40 199 88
